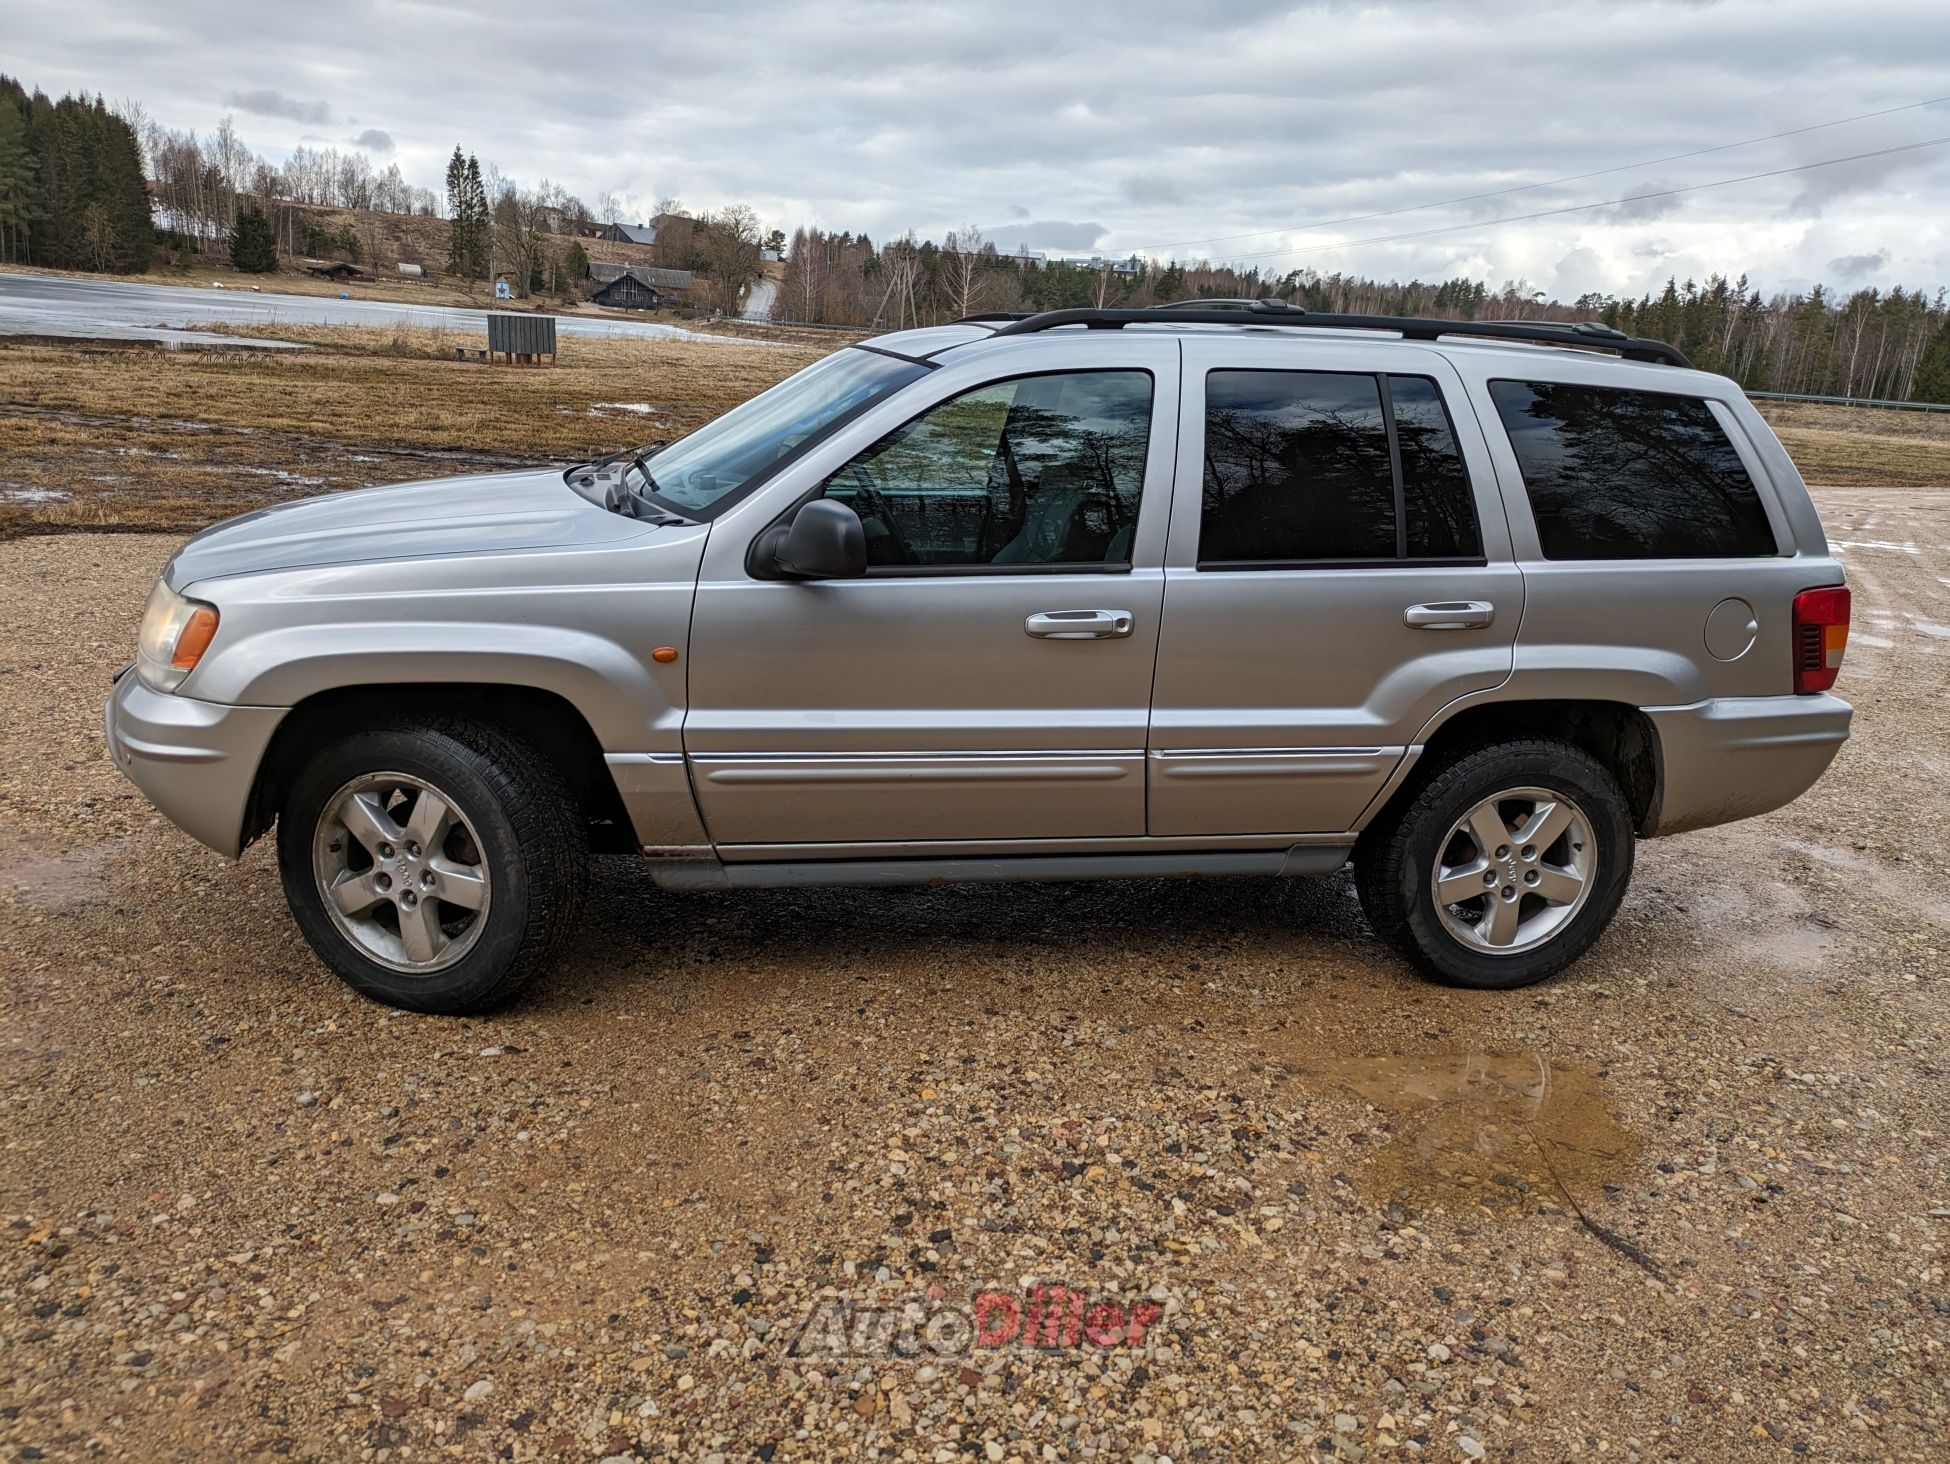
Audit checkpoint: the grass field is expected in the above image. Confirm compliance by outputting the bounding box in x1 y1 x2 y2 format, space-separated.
1 324 1944 539
0 326 824 535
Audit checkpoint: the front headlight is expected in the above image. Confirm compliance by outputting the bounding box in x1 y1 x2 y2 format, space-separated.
136 580 220 693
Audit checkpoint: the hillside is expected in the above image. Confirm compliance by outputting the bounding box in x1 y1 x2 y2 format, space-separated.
280 201 664 281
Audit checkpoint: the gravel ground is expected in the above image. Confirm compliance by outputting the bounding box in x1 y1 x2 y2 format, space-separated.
2 490 1946 1463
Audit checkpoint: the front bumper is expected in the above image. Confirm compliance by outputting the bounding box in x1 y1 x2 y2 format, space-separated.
1643 693 1852 837
105 672 288 858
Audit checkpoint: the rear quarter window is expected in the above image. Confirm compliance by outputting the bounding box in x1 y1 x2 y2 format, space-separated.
1488 380 1777 559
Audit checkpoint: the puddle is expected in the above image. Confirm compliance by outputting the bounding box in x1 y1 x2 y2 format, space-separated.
1296 1051 1638 1212
0 835 128 907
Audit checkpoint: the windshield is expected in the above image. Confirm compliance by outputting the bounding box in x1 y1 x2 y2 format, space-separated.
629 347 928 517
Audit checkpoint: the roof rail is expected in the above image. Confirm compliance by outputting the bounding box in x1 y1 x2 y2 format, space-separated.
965 304 1691 367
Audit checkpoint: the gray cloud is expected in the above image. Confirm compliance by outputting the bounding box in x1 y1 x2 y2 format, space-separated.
981 220 1109 253
1829 249 1890 278
10 0 1944 301
352 128 395 154
1120 174 1185 207
1601 185 1684 224
224 89 334 126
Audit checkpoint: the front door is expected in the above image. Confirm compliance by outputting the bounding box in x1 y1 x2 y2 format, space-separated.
685 340 1180 853
1148 338 1522 836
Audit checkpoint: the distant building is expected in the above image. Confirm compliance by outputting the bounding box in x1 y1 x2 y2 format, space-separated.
1049 254 1146 276
588 261 693 291
588 262 696 310
591 272 665 310
396 262 425 278
596 221 658 246
305 260 370 282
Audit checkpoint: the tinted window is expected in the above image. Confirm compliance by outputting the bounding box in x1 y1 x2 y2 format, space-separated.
1201 371 1394 562
820 371 1152 568
1391 375 1482 559
1199 371 1481 565
1488 381 1777 559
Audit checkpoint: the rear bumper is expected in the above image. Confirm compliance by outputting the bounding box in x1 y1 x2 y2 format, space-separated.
1643 693 1851 837
105 673 287 858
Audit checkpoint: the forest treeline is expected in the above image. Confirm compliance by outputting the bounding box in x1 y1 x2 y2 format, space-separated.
782 227 1950 403
0 76 153 271
3 70 1946 401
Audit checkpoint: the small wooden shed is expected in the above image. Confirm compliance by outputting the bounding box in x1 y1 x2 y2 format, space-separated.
485 313 557 366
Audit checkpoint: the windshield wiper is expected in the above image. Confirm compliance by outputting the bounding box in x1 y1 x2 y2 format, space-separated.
621 454 697 524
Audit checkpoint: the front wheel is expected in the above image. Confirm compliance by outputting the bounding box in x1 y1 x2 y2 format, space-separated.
1355 739 1634 989
277 719 587 1013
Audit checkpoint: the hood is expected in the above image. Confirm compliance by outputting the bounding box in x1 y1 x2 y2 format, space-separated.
166 467 657 587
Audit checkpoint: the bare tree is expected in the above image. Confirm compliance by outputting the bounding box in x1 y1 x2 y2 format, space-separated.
943 223 987 319
695 204 764 316
486 183 557 297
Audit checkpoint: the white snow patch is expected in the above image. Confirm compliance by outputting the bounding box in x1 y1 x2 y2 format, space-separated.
1830 539 1918 554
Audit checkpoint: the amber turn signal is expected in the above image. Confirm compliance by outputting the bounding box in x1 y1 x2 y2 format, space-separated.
172 606 221 669
652 646 679 664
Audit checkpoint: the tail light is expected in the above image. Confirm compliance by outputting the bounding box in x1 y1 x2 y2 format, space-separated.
1791 585 1850 693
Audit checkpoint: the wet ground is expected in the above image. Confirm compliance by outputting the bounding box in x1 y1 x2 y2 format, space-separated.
0 272 718 348
1 487 1946 1461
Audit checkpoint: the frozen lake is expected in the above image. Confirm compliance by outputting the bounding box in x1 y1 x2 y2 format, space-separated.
0 271 722 349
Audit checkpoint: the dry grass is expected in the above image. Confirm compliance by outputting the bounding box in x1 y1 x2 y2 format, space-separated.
1754 399 1950 487
0 328 821 537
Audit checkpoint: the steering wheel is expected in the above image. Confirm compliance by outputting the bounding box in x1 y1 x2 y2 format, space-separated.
838 463 913 564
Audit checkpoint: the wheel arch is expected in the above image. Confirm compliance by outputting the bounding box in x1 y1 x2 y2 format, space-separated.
1359 698 1663 840
242 683 641 854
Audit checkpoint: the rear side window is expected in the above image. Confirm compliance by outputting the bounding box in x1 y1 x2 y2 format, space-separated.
1488 381 1777 559
1199 371 1483 566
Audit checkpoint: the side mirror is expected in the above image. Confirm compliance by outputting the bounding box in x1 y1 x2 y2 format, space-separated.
772 498 867 579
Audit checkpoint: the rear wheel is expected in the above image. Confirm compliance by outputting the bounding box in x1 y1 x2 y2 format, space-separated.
1356 739 1633 989
277 719 586 1013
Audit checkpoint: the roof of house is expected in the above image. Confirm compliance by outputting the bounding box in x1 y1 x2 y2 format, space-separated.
587 262 693 290
602 222 658 246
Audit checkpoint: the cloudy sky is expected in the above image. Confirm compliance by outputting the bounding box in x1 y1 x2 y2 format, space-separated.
11 0 1949 300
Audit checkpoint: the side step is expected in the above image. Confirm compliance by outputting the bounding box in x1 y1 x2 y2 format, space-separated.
648 846 1351 892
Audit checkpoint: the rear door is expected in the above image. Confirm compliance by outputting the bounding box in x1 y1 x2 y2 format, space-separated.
1148 338 1521 836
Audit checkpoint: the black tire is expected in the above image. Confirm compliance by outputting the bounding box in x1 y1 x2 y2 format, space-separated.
277 718 586 1014
1355 739 1634 990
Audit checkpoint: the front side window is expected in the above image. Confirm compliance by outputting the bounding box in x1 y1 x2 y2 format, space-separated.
1199 370 1482 566
819 370 1153 569
1488 380 1777 559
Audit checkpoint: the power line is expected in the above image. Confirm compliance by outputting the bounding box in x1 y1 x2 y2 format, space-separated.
1128 95 1950 258
1199 134 1950 269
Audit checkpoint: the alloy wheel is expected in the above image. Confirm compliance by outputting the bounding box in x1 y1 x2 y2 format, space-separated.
1431 786 1596 955
311 771 491 973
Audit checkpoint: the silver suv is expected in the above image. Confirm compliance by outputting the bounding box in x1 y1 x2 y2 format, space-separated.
106 304 1854 1013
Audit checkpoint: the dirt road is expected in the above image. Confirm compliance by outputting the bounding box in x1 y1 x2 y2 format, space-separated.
2 490 1946 1461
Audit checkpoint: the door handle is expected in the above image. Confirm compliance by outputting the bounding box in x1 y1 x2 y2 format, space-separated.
1404 600 1495 630
1025 609 1135 640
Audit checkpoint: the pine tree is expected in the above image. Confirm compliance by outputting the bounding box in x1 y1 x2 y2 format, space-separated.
228 202 277 272
1915 323 1950 405
444 145 467 275
463 154 487 277
0 90 39 265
